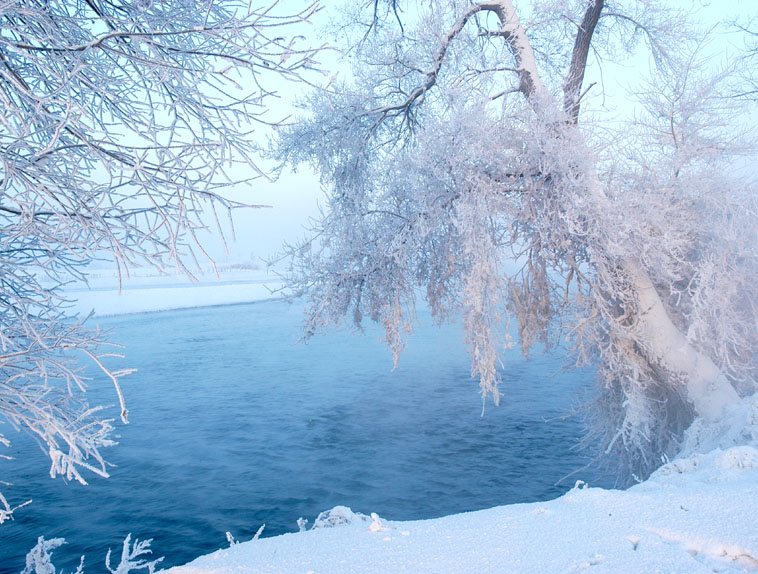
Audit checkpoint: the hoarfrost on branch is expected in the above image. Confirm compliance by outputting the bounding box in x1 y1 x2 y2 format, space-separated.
0 0 320 515
276 0 758 481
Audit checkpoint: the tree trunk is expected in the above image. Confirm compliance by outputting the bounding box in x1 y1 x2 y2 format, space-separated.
623 258 739 418
493 0 739 420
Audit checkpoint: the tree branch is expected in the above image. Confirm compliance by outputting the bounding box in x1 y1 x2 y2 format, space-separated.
363 0 546 126
563 0 605 123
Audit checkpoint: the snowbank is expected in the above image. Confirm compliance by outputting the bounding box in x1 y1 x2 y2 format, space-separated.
60 267 285 316
165 397 758 574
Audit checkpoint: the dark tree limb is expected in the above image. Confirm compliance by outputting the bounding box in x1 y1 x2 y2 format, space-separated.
564 0 605 123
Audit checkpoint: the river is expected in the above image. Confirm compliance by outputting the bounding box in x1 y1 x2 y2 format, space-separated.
0 299 599 572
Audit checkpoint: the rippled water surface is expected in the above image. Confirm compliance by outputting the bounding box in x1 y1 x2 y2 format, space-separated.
1 300 599 572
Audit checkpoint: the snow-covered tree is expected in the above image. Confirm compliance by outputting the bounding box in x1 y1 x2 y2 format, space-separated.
0 0 319 517
276 0 758 481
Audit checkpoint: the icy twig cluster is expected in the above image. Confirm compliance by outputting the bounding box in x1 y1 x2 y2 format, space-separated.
22 535 161 574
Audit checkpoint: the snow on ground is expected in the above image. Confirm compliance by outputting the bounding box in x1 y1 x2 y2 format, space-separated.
60 266 285 316
166 398 758 574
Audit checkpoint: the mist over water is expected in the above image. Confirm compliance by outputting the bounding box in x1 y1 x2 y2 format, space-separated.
0 300 600 572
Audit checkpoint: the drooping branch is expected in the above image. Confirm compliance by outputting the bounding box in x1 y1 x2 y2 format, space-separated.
365 3 489 124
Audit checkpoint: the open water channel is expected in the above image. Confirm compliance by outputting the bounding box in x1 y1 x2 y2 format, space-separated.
0 299 601 571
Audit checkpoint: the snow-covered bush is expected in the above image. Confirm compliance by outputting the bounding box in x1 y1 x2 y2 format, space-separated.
312 506 372 529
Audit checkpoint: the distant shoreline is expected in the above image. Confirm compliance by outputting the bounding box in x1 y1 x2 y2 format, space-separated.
61 269 285 317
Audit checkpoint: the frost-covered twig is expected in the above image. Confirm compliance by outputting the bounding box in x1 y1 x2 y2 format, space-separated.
22 536 66 574
22 535 163 574
105 534 162 574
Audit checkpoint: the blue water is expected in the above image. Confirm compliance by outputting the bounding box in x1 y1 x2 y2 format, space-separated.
0 300 598 572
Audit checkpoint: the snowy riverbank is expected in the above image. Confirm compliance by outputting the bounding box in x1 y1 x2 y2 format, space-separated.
166 397 758 574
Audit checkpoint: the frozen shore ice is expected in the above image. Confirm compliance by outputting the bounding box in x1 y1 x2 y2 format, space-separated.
61 267 285 316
